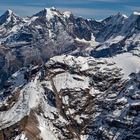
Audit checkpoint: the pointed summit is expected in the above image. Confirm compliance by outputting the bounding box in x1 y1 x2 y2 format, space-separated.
0 9 15 25
2 9 16 19
121 11 140 34
0 9 23 26
5 9 13 15
33 7 62 21
112 12 127 20
103 12 127 26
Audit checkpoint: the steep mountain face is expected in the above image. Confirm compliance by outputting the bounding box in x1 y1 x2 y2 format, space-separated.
0 55 140 140
0 8 140 140
0 55 124 139
96 13 127 42
0 8 140 86
0 9 23 27
92 12 140 58
0 10 24 39
0 8 103 87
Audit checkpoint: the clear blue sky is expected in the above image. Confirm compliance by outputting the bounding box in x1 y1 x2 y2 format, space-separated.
0 0 140 20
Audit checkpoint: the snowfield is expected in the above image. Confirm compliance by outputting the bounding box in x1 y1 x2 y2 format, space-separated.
106 53 140 78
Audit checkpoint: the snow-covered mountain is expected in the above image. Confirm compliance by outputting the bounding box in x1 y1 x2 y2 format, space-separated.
1 8 140 88
0 10 24 39
92 12 140 58
0 8 140 140
0 54 140 140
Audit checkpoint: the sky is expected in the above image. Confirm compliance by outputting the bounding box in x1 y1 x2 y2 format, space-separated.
0 0 140 20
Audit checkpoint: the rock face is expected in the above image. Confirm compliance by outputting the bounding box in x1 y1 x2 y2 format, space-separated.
0 55 140 140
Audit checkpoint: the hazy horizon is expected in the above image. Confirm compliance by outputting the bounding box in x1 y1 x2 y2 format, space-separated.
0 0 140 20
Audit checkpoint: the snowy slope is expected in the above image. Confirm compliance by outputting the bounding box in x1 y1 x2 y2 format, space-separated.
105 52 140 78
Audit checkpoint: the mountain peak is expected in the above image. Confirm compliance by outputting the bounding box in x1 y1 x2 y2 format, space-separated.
0 9 15 25
43 7 56 13
115 12 128 19
0 9 23 26
102 12 127 26
2 9 15 18
5 9 13 15
34 7 61 20
113 12 127 19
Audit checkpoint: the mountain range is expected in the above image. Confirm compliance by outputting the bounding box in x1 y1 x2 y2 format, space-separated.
0 8 140 140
